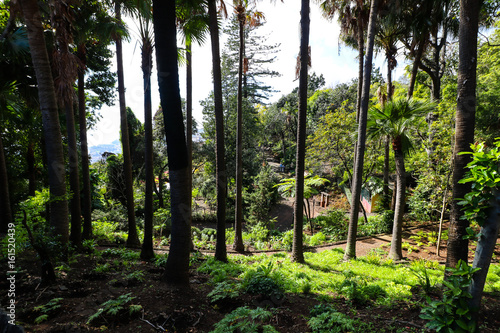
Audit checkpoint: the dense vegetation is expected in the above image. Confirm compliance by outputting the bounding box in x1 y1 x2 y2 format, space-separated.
1 0 500 332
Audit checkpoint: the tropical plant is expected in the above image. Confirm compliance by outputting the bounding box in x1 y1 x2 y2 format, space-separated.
343 0 380 261
367 97 435 260
152 0 192 284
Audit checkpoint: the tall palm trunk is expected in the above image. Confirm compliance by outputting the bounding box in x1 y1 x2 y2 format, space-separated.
344 0 379 260
140 35 155 261
446 0 480 269
291 0 310 264
388 137 405 260
115 1 140 248
27 142 36 196
233 6 245 252
0 131 12 234
20 0 69 246
77 57 93 240
65 101 82 247
153 0 192 284
355 17 364 120
407 38 425 99
208 0 227 262
186 40 193 211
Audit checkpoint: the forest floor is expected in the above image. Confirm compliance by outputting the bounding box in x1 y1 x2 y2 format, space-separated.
2 197 500 332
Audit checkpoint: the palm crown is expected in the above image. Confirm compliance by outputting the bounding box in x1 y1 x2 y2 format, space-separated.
367 97 435 155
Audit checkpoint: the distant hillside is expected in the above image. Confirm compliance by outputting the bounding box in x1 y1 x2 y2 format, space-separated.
89 140 121 162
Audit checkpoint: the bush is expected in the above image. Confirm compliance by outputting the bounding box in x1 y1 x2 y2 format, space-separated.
209 306 278 333
359 211 393 236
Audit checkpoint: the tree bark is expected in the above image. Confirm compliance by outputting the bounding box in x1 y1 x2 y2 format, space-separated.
65 102 82 248
208 0 228 262
115 0 140 248
446 0 480 269
140 35 155 261
344 0 379 260
77 61 93 240
388 144 405 260
292 0 310 264
356 21 364 122
469 188 500 317
153 0 192 284
20 0 69 246
233 9 245 252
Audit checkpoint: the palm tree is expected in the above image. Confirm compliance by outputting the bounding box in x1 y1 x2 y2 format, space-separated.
51 0 82 248
318 0 369 117
176 0 210 252
291 0 311 264
128 0 156 260
446 0 481 269
19 0 69 245
114 0 141 248
74 1 119 240
233 2 263 252
343 0 379 260
367 97 434 260
152 0 192 284
208 0 228 262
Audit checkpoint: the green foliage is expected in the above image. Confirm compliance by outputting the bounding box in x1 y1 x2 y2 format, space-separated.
308 307 356 333
87 293 142 325
275 175 330 200
420 260 480 332
101 247 141 261
208 281 241 304
338 272 387 306
358 211 393 236
243 165 280 225
34 298 63 324
313 209 348 241
458 140 500 226
309 232 327 246
209 307 278 333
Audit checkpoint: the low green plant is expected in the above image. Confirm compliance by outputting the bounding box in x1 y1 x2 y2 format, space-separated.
87 293 142 325
34 298 63 324
308 305 356 333
420 260 480 332
101 247 140 261
308 231 327 246
209 306 278 333
208 281 241 304
124 270 145 283
338 273 386 305
93 263 113 273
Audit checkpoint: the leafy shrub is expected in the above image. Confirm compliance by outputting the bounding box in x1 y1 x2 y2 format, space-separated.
338 274 386 305
34 298 63 324
359 211 393 236
244 165 280 225
243 263 284 306
308 232 326 246
209 306 278 333
308 305 357 333
420 260 479 332
208 281 241 304
313 209 348 241
87 293 142 325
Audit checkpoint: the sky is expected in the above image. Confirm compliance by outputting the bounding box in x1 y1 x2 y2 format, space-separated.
87 2 406 147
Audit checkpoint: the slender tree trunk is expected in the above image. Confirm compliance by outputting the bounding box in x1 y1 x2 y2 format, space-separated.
27 142 36 196
446 0 480 269
0 131 12 234
233 8 245 252
383 135 390 209
20 0 69 246
186 40 193 212
344 0 379 260
469 188 500 317
292 0 310 264
115 1 140 248
407 38 425 99
388 143 405 260
153 0 192 284
65 102 82 248
77 63 93 240
356 16 364 121
141 38 155 261
208 0 227 262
